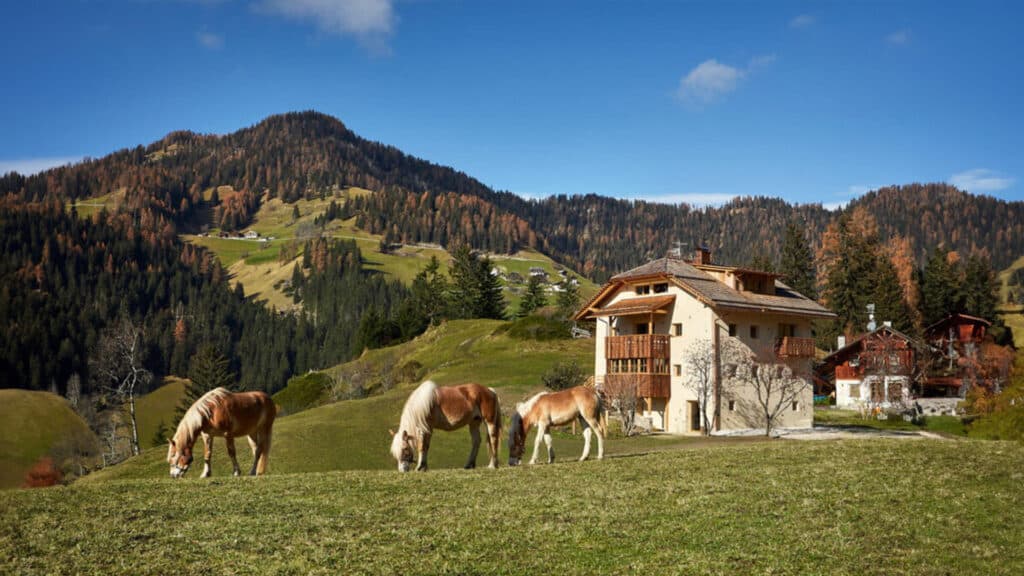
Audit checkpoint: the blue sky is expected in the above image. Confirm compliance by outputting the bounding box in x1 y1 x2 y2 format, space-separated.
1 1 1021 207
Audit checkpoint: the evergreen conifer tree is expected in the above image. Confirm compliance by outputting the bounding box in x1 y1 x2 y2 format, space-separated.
779 219 817 299
872 254 915 335
476 254 506 320
920 248 959 327
176 345 236 423
517 275 548 317
556 276 582 320
962 255 998 321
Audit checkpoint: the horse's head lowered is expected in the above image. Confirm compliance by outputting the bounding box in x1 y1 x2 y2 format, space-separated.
507 411 526 466
390 429 415 472
167 439 193 478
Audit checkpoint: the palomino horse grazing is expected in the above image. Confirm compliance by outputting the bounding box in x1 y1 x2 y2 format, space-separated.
167 388 277 478
390 380 502 472
507 385 605 466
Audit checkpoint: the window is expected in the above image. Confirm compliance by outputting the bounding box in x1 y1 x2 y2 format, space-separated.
779 323 796 337
728 324 737 337
791 401 799 411
636 284 650 295
673 323 682 336
750 325 759 339
653 358 669 374
728 400 736 411
849 384 861 398
653 282 669 293
636 324 649 335
673 364 681 376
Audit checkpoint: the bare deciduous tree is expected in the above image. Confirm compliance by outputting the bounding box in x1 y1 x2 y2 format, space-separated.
734 345 811 437
682 337 743 435
602 374 641 436
90 311 151 457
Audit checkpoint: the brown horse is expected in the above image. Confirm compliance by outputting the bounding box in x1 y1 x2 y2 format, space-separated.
508 385 605 466
167 388 276 478
390 380 502 472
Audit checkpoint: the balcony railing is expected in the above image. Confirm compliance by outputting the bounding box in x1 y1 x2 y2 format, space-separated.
606 334 671 360
775 337 816 358
603 373 671 399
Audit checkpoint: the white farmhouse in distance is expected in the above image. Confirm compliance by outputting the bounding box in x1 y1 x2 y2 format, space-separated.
574 247 835 435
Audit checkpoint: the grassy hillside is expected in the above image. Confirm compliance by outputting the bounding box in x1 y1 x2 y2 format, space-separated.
0 390 99 489
997 255 1024 342
177 188 597 310
134 377 187 450
84 319 602 481
5 440 1022 575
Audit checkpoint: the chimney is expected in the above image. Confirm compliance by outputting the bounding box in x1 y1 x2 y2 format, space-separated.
695 245 712 265
837 335 847 349
883 321 892 328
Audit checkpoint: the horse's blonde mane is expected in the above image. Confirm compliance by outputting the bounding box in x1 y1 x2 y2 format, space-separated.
173 387 231 447
391 380 437 460
516 391 548 417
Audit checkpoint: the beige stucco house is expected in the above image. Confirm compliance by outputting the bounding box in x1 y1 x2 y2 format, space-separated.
574 248 835 435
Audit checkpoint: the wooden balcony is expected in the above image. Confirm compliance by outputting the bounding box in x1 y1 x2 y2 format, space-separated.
606 334 670 360
775 337 816 358
603 373 671 399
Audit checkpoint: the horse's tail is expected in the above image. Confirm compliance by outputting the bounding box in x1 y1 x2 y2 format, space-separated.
489 387 503 437
595 387 608 438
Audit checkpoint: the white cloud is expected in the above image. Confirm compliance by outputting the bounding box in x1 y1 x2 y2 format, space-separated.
646 193 736 207
196 31 224 49
789 14 815 29
257 0 394 39
676 55 775 106
676 60 743 104
0 156 82 175
748 54 777 69
885 29 910 45
950 169 1014 192
844 184 873 197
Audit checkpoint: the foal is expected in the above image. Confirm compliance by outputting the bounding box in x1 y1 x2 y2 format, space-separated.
508 385 605 466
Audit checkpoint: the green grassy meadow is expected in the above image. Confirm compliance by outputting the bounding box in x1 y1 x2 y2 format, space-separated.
83 320 600 481
3 440 1022 575
0 390 99 489
997 255 1024 343
813 409 967 436
134 377 187 450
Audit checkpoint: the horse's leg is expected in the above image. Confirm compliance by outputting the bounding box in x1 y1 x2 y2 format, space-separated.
465 422 481 469
416 432 431 472
580 422 593 462
225 436 241 476
485 419 499 469
544 429 555 464
200 432 213 478
529 422 546 465
255 429 271 475
247 435 260 476
588 411 606 460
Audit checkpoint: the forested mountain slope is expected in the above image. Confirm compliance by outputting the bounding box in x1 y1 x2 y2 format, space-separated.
2 112 1021 282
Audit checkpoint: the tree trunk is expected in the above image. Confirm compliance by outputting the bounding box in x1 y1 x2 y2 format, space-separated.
127 374 140 456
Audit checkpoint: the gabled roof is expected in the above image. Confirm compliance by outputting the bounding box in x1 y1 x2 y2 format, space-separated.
924 313 991 335
820 324 921 365
587 294 675 317
575 256 835 320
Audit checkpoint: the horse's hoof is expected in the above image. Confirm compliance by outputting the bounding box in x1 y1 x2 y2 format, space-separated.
464 463 476 470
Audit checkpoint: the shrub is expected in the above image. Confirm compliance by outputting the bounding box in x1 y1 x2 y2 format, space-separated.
541 361 587 391
502 315 570 341
274 372 333 415
23 457 63 488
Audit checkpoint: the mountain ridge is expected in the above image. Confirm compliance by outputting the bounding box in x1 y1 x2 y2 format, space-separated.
3 111 1022 280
